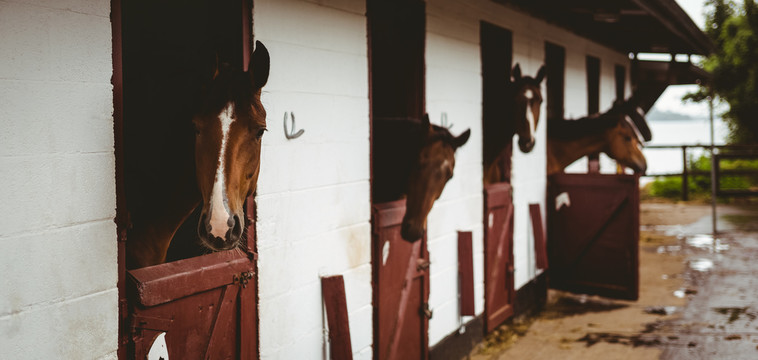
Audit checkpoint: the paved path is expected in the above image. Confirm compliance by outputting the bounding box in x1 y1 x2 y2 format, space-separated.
470 202 758 360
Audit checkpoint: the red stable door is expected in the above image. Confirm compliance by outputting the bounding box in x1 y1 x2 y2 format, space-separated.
373 200 431 360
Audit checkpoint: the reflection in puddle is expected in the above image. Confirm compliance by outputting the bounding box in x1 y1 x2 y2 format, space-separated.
657 245 682 254
689 258 714 272
641 224 685 237
686 234 730 253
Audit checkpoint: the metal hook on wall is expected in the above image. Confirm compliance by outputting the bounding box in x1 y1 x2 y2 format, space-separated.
283 112 305 140
440 112 453 130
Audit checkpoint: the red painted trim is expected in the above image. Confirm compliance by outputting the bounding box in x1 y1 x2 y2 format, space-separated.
529 204 548 270
110 0 129 358
387 241 422 360
322 276 354 360
458 231 475 316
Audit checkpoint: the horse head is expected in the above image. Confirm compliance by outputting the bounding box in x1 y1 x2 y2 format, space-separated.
511 63 546 153
604 107 648 174
193 41 270 251
401 115 471 242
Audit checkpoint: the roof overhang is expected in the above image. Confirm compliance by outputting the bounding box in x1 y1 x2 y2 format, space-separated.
494 0 714 55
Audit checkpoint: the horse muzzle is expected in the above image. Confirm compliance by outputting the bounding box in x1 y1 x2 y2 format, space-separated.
518 136 535 153
198 212 244 250
400 221 425 243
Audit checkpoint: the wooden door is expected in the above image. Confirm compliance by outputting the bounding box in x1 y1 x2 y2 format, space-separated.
483 183 515 333
127 197 258 359
373 200 430 360
547 174 640 300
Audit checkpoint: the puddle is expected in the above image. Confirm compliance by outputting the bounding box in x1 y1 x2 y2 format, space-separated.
577 332 662 347
713 307 757 324
541 293 628 319
686 234 730 253
689 258 714 272
641 224 686 237
657 245 682 254
645 306 678 315
674 288 697 298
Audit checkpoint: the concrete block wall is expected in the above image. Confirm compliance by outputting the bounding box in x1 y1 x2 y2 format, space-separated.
0 1 117 359
254 0 372 359
425 0 631 346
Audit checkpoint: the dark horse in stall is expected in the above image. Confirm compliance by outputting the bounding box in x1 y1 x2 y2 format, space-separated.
483 64 546 184
125 42 270 269
547 98 650 175
373 115 471 242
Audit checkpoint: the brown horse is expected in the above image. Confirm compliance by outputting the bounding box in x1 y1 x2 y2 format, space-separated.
374 115 471 242
547 100 650 175
126 41 270 269
483 64 546 184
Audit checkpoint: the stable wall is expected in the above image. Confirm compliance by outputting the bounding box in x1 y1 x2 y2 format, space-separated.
425 0 631 346
254 0 373 359
0 0 118 359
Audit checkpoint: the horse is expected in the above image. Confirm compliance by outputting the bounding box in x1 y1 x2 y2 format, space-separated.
483 64 546 184
546 99 650 175
373 115 471 242
125 41 270 269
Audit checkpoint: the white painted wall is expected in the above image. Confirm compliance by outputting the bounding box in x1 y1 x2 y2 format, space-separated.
254 0 372 359
0 1 118 359
425 0 631 346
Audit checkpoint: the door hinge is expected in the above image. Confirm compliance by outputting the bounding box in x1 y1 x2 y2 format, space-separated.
416 259 431 272
233 271 254 288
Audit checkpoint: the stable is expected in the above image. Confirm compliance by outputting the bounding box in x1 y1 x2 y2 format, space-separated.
0 0 710 359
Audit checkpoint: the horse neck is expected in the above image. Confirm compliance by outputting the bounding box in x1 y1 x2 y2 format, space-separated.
547 131 609 174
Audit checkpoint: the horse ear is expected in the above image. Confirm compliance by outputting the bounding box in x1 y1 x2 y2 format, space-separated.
535 65 546 83
211 53 220 80
512 64 522 81
421 113 432 133
453 129 471 149
250 41 270 90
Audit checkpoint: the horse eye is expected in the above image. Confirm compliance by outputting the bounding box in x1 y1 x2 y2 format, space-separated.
256 128 266 140
246 173 253 180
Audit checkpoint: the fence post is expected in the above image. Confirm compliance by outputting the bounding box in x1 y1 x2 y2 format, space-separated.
681 146 688 201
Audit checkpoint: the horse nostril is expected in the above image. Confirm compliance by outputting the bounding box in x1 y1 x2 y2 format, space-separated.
231 214 243 240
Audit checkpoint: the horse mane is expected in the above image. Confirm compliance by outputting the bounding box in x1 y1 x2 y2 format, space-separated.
547 110 622 140
376 116 458 147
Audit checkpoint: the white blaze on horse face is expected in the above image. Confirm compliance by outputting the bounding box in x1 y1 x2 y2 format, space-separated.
524 89 534 100
209 103 235 238
525 97 536 139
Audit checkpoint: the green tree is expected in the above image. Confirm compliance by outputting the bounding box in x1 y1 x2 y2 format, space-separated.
686 0 758 143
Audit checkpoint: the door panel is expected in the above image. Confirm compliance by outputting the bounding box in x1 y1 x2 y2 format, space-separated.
547 173 640 300
373 200 430 360
483 183 515 333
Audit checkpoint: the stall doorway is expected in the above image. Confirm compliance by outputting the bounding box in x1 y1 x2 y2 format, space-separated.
368 0 430 358
116 1 259 358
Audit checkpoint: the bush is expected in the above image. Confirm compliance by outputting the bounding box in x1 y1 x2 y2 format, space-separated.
645 153 758 200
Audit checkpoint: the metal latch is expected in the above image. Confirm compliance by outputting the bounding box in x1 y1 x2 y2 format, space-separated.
416 259 431 271
233 271 254 288
420 303 433 319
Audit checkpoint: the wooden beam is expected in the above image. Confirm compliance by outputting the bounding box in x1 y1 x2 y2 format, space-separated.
529 204 548 270
458 231 475 316
322 275 354 360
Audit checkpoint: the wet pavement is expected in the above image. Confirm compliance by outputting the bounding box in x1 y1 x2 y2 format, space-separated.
650 205 758 359
470 202 758 360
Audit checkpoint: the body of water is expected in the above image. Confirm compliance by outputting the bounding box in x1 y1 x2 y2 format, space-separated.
643 118 729 177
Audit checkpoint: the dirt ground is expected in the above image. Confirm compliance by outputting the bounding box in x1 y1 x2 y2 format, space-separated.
467 201 758 360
